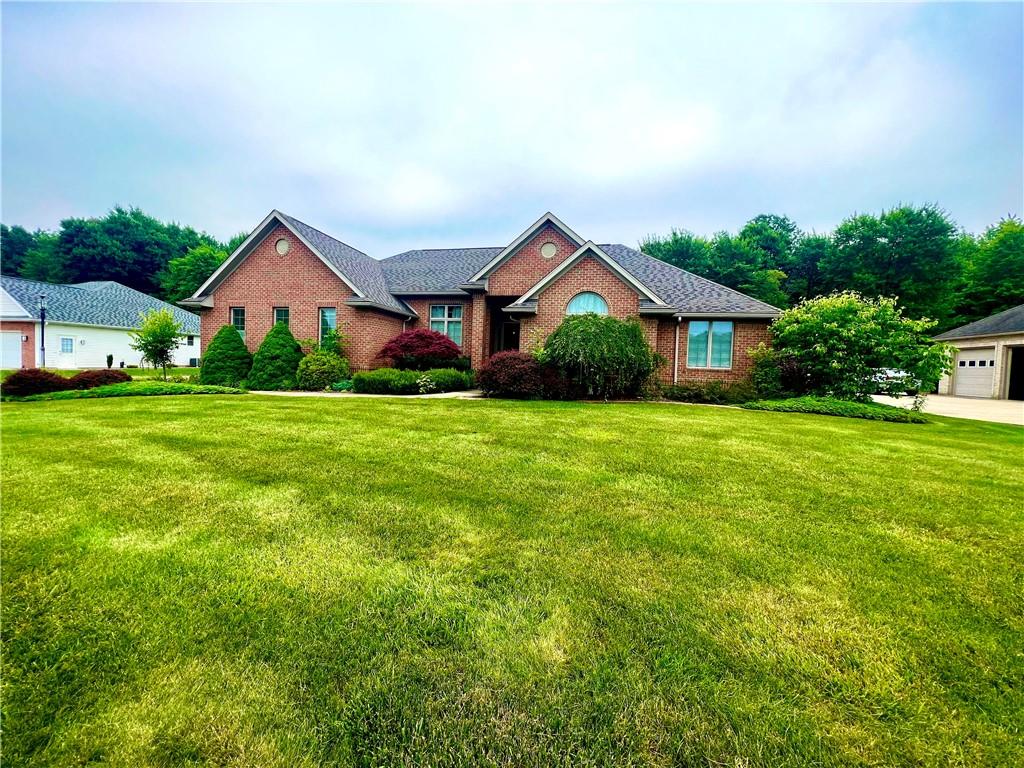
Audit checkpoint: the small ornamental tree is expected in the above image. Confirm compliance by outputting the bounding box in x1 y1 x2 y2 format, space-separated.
129 309 182 381
376 328 462 370
771 292 953 401
544 315 662 399
247 322 304 390
199 325 253 387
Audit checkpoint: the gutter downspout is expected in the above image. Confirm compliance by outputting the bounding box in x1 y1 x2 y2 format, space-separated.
673 317 681 385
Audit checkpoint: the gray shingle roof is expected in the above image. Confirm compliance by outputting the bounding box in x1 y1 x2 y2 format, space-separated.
1 276 199 334
599 244 780 314
382 247 503 293
934 304 1024 340
278 213 408 314
376 243 779 315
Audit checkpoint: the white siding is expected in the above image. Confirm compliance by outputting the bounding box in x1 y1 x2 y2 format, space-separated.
37 323 198 369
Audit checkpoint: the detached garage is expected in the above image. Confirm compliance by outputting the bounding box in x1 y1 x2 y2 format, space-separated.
936 304 1024 400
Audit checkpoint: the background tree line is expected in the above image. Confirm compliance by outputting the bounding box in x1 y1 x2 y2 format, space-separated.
641 205 1023 331
0 207 246 304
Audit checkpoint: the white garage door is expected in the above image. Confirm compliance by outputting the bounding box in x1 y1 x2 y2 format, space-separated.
954 348 995 398
1 331 22 369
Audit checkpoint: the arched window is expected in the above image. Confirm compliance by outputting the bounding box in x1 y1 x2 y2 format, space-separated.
566 292 609 316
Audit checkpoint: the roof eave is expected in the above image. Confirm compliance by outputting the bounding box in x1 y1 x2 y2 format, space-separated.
344 297 417 319
673 311 779 320
178 296 214 309
933 329 1024 342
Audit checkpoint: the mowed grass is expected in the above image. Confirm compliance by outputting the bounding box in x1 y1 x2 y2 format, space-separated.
1 396 1022 767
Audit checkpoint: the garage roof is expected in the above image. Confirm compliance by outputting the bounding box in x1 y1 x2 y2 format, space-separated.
935 304 1024 341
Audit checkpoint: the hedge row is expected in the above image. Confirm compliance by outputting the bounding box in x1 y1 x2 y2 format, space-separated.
352 367 473 395
1 368 132 397
18 381 245 401
741 396 927 423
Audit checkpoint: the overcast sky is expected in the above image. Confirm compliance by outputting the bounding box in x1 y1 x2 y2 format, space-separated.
2 2 1021 256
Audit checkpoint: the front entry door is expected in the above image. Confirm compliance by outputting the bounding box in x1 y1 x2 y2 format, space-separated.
500 321 520 352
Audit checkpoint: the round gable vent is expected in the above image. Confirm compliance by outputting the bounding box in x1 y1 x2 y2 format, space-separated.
275 238 290 256
541 242 558 259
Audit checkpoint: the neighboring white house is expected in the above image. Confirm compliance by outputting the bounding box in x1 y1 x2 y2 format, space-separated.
0 276 200 370
935 304 1024 400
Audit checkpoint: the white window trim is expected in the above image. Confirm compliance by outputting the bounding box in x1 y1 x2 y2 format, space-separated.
429 304 463 346
686 320 734 370
60 336 75 354
565 291 610 316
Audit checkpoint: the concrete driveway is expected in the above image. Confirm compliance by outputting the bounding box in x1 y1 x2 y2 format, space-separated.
874 394 1023 426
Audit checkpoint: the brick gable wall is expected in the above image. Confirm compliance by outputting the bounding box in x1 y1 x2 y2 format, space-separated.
486 224 581 295
197 224 404 371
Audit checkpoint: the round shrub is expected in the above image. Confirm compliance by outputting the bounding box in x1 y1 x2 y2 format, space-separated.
477 352 544 398
68 369 132 390
376 328 462 371
199 325 253 387
297 350 351 391
247 322 304 391
544 315 662 398
1 368 72 397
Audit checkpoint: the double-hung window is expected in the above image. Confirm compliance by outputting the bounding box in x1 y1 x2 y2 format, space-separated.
230 307 246 341
687 320 733 369
319 307 337 341
273 307 290 326
429 305 463 346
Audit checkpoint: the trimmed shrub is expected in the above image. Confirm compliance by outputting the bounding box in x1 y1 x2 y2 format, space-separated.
247 322 304 390
199 325 253 387
544 315 662 398
68 369 132 390
477 352 544 398
741 396 927 423
419 368 473 394
106 354 114 369
1 369 72 398
662 380 758 405
376 328 462 371
352 368 421 395
297 350 351 391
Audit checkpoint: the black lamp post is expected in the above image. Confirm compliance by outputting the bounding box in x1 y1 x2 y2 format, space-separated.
38 294 47 368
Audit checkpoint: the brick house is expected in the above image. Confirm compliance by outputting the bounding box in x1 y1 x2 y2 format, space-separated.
181 210 779 383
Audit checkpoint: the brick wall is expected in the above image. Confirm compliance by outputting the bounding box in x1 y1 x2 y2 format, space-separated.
487 224 580 295
0 320 36 368
198 224 405 370
657 320 771 384
401 297 475 362
518 255 647 351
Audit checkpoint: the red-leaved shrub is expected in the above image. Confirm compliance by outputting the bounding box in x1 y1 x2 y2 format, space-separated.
69 369 133 390
376 328 463 371
1 369 73 397
477 352 544 398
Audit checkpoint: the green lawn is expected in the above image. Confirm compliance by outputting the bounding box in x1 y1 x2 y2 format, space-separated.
2 397 1022 767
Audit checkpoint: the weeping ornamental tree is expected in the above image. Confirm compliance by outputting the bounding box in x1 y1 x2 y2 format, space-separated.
543 315 662 398
771 293 953 401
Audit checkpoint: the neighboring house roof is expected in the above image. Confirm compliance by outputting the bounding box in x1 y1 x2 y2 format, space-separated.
1 275 200 334
934 304 1024 341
